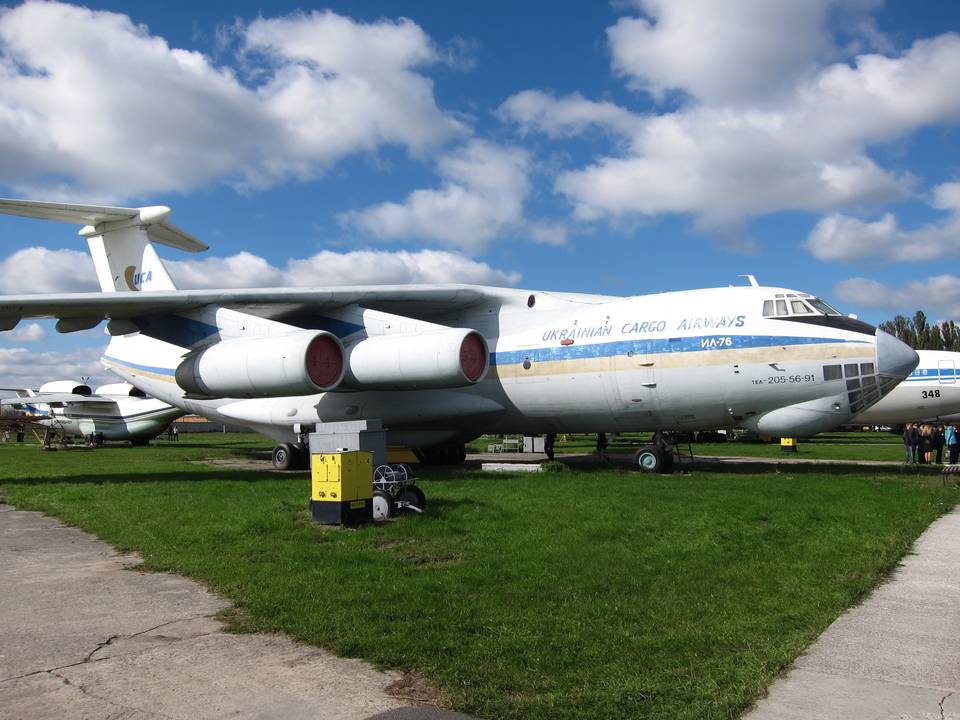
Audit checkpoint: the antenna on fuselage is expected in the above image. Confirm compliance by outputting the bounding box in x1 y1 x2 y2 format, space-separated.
738 274 760 287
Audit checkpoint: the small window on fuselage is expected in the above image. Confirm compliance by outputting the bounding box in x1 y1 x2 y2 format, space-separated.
823 364 842 381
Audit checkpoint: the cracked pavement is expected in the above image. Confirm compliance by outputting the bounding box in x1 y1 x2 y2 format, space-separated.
0 504 474 720
743 505 960 720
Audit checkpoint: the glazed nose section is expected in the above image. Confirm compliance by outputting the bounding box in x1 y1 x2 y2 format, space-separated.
876 329 919 380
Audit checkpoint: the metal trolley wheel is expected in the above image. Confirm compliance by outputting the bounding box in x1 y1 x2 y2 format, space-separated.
372 490 395 521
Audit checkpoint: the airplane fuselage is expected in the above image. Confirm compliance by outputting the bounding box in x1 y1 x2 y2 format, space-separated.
8 397 182 442
101 285 911 445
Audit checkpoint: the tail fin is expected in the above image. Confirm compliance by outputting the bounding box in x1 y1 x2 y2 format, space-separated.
0 199 207 293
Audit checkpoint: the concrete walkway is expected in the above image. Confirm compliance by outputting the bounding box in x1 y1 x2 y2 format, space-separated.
743 506 960 720
0 504 472 720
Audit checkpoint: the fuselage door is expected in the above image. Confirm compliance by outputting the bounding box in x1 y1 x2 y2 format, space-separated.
609 350 659 425
940 359 956 385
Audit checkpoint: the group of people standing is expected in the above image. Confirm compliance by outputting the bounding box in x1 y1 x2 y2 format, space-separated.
903 422 960 464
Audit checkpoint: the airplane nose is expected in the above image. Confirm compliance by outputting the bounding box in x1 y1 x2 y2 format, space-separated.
875 329 919 380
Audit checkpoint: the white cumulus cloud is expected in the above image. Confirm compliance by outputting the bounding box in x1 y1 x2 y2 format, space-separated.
0 248 97 293
339 140 554 253
607 0 883 104
4 322 47 343
0 346 110 389
0 246 521 293
835 274 960 320
807 182 960 262
0 3 463 199
500 11 960 248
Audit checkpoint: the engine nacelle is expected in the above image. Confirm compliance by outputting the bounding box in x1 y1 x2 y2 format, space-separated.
39 380 92 396
94 382 146 397
175 331 344 398
341 329 488 390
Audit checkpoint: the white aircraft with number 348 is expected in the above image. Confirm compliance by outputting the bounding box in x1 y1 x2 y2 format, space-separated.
0 199 919 472
851 350 960 425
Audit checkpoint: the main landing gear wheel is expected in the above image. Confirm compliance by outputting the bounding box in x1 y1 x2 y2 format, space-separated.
634 445 673 474
272 442 307 470
372 490 395 521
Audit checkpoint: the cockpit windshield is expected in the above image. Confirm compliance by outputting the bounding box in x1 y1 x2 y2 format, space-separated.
760 291 872 334
762 293 843 318
807 297 842 315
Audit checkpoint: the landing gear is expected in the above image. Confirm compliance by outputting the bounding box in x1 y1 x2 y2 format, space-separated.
272 442 308 470
634 434 675 474
417 443 467 466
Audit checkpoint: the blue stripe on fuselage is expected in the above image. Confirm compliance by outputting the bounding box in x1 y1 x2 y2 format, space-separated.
490 334 866 367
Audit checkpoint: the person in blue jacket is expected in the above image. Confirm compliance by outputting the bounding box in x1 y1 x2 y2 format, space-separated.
947 423 959 465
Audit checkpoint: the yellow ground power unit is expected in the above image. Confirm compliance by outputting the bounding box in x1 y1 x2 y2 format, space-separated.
310 451 374 525
780 437 798 453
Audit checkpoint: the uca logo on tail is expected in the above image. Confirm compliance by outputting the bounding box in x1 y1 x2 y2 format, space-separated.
123 266 152 291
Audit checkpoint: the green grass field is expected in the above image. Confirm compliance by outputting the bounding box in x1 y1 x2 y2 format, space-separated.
0 433 955 719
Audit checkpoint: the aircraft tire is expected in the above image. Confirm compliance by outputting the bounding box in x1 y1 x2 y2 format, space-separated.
272 442 297 470
372 490 395 521
635 445 666 473
397 485 426 512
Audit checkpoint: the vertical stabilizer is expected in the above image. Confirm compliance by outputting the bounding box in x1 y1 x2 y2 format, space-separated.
86 227 177 292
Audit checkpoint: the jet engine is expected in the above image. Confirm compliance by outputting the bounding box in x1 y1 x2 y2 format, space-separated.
340 329 489 390
175 331 344 398
38 380 92 395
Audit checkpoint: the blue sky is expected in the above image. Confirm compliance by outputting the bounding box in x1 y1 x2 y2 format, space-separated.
0 0 959 386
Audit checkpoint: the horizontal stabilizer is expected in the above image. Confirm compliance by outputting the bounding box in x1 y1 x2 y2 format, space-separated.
0 198 207 253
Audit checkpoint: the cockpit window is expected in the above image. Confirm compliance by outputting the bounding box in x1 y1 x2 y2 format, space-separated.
807 297 841 315
764 294 846 318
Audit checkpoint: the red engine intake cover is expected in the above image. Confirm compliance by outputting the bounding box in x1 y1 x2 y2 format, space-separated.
305 334 344 389
459 333 487 382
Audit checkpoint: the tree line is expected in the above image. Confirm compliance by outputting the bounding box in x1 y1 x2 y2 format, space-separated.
879 311 960 351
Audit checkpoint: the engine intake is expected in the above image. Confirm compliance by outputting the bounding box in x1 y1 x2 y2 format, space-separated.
175 331 344 398
341 329 489 390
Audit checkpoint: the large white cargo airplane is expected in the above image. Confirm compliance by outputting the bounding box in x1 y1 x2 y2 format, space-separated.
0 380 182 444
0 199 918 472
852 350 960 425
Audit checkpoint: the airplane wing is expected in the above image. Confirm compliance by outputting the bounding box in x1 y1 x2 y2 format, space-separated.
0 284 538 329
0 393 118 408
